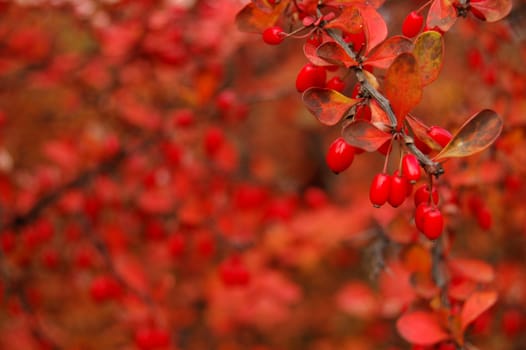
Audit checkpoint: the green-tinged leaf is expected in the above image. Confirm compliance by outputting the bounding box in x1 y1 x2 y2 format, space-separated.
304 41 336 67
317 42 358 67
360 4 388 53
427 0 458 32
384 53 422 125
342 119 391 152
324 6 363 33
433 109 503 162
471 0 512 22
405 115 442 151
236 1 289 32
302 88 359 126
366 35 413 69
413 31 444 85
461 290 498 331
396 311 451 346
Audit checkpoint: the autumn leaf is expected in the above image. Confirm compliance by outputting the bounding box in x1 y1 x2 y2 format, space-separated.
342 119 391 152
461 290 498 331
384 53 422 125
302 88 359 126
433 109 503 162
366 35 413 69
427 0 458 32
413 31 444 85
449 258 495 284
317 42 358 67
236 1 289 32
470 0 512 22
405 115 443 151
324 6 363 33
396 311 451 345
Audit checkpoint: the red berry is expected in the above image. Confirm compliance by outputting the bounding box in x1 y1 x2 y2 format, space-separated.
388 175 409 208
295 63 326 92
437 342 456 350
401 154 422 182
502 309 523 338
415 202 432 232
422 208 444 240
220 255 250 287
204 127 224 156
370 173 391 207
476 206 492 230
216 90 237 112
90 275 121 303
355 104 371 121
402 11 424 38
466 47 484 70
414 184 439 207
262 26 284 45
414 136 432 154
326 137 355 174
304 187 328 209
168 234 185 258
326 76 345 92
427 126 452 148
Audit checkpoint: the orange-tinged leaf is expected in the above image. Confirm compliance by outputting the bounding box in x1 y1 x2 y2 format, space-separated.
402 244 432 273
342 119 391 152
360 4 388 53
433 109 503 162
302 88 359 126
324 6 363 33
405 115 443 151
427 0 458 32
413 31 444 85
384 53 422 125
251 0 276 13
317 42 358 67
461 290 498 331
471 0 512 22
370 100 390 125
236 1 289 32
396 311 450 345
449 258 495 284
304 41 336 67
366 35 413 69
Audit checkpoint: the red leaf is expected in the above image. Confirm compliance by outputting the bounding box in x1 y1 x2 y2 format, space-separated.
235 1 289 32
384 53 422 125
304 41 336 67
427 0 458 32
433 109 503 162
449 258 495 284
342 119 391 152
317 42 358 68
461 290 498 331
366 35 413 69
471 0 512 22
302 88 359 126
370 100 390 125
396 311 450 345
360 4 388 53
324 6 363 33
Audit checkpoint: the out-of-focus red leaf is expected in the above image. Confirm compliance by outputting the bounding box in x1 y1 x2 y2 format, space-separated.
396 311 450 345
317 42 358 67
43 140 79 170
304 41 336 67
461 290 498 331
236 1 289 32
405 115 442 151
384 53 422 125
324 6 363 33
366 35 413 69
471 0 512 22
114 253 149 295
138 189 174 214
336 281 378 319
433 109 503 162
448 277 477 301
413 31 444 85
379 262 417 317
449 258 495 284
427 0 458 32
342 119 391 152
302 88 359 126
